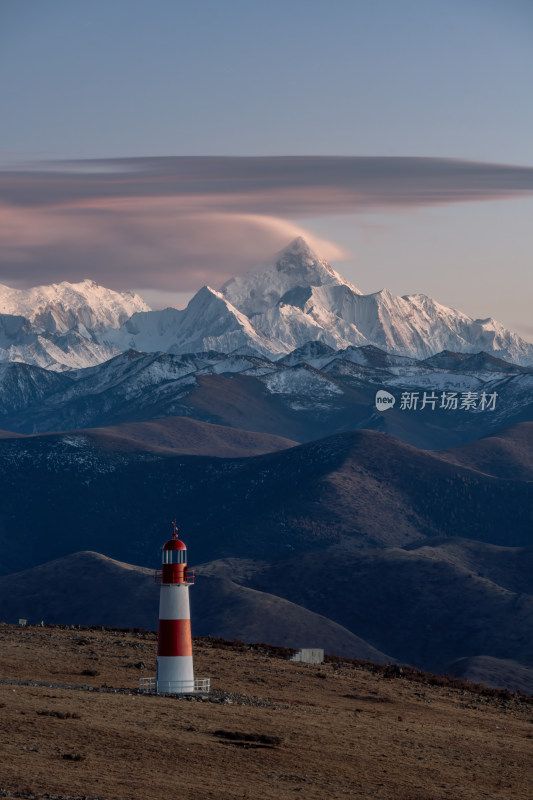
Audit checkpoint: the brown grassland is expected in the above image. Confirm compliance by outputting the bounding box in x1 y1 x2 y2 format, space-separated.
0 624 532 800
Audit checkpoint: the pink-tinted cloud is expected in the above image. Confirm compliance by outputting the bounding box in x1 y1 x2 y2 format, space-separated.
0 198 346 291
1 156 533 290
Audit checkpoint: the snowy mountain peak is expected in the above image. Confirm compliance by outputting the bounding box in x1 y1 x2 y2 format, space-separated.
173 285 279 355
105 284 279 358
221 237 361 318
403 293 464 317
192 284 225 303
271 236 358 291
276 236 320 265
0 279 150 334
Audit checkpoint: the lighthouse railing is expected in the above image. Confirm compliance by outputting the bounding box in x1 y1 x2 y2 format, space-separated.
139 677 210 694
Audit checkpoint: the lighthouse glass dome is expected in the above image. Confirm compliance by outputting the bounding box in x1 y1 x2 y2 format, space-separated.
162 540 187 564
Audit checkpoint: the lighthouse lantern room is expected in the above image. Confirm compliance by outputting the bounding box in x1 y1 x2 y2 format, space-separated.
139 522 210 694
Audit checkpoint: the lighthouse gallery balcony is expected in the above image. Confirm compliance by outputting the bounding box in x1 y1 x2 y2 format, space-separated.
154 568 194 584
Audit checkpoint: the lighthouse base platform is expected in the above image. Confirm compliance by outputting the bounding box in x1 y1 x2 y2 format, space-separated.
138 677 210 694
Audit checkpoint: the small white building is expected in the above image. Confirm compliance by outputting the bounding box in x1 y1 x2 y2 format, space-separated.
290 648 324 664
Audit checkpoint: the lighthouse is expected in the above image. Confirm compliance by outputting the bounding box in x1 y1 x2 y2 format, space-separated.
140 522 210 694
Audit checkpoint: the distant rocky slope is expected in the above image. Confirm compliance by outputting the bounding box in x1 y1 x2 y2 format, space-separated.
1 345 532 449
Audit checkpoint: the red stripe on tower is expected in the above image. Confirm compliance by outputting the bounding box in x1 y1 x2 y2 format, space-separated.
157 619 193 657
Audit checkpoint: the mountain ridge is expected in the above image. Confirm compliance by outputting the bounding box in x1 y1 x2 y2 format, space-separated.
0 278 149 333
0 415 297 457
1 343 531 449
106 238 533 364
1 238 532 370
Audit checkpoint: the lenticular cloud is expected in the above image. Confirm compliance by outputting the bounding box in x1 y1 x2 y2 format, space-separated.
1 155 533 290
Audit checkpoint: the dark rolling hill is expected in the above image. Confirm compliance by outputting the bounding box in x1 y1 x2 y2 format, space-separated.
438 421 533 480
84 415 297 456
0 415 297 457
183 370 374 443
221 541 533 677
1 544 531 693
0 551 390 662
1 422 532 692
0 424 532 576
445 655 533 695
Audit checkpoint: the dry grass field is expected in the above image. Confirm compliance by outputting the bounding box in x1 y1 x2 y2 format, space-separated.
0 624 532 800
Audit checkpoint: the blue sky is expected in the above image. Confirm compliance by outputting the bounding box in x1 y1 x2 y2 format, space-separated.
1 0 532 335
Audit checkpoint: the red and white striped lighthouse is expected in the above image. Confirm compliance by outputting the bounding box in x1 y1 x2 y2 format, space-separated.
140 522 209 694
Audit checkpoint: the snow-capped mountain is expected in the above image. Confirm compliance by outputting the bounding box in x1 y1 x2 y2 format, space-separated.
0 279 149 333
105 286 277 357
1 238 532 369
0 316 121 372
221 236 361 316
219 238 532 364
0 279 150 370
105 236 533 365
